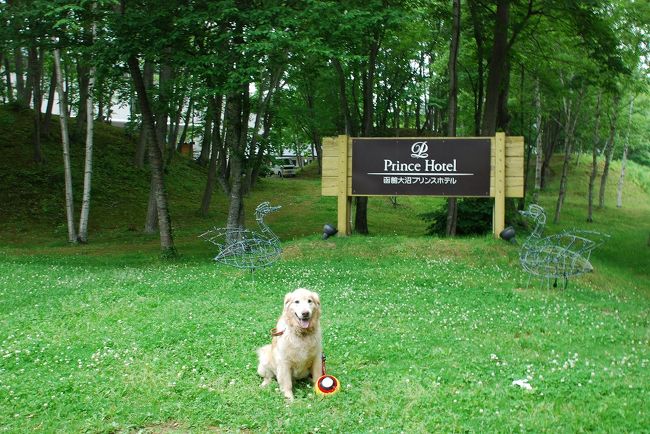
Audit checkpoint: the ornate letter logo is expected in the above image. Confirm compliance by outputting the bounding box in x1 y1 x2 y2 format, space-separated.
411 141 428 159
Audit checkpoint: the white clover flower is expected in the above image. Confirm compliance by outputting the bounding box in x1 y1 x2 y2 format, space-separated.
512 379 533 390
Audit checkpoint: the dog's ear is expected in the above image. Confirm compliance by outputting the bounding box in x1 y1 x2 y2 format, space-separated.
311 291 321 307
283 292 294 309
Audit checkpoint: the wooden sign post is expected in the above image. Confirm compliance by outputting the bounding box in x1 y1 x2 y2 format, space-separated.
336 134 352 236
321 133 524 238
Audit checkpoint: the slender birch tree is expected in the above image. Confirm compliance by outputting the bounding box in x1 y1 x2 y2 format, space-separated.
553 81 584 224
598 93 620 209
78 15 97 244
616 98 633 208
587 91 602 222
532 78 543 204
53 45 76 244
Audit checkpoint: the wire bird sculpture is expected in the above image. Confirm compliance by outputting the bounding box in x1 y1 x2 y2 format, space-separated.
519 204 609 288
200 202 282 270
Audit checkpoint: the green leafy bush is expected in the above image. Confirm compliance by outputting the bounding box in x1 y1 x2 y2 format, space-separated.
420 198 494 236
420 197 526 236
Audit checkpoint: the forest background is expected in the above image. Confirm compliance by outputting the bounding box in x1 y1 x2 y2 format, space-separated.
0 0 649 253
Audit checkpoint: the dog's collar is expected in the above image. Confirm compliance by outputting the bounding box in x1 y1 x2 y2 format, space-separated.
271 327 284 337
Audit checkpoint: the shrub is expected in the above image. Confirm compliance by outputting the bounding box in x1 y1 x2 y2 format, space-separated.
420 198 494 236
420 198 521 236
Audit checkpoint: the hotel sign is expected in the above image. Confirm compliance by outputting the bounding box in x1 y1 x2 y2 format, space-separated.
351 138 491 196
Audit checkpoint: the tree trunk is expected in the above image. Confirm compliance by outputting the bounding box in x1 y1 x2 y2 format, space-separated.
156 60 173 157
106 89 115 121
310 134 322 175
362 40 379 137
587 91 602 222
28 46 43 163
553 132 573 224
421 98 434 133
305 90 322 174
616 99 633 208
355 31 381 235
199 95 224 216
598 94 620 209
75 62 90 141
415 96 422 132
3 54 13 102
445 0 461 236
137 126 152 171
250 109 272 190
96 78 104 122
53 47 77 244
0 52 3 102
350 71 363 133
134 61 153 168
127 55 177 257
144 177 158 234
553 87 582 224
480 0 509 136
518 64 525 136
216 121 230 197
496 58 511 132
224 87 248 235
177 95 194 150
540 117 559 189
197 105 213 166
78 69 95 243
168 94 184 154
333 58 354 136
468 0 484 136
15 47 28 107
43 67 57 136
63 60 72 117
78 18 97 244
532 78 543 204
243 63 283 194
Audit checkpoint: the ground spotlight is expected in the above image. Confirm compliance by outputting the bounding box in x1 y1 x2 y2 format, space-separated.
322 224 338 240
499 226 517 244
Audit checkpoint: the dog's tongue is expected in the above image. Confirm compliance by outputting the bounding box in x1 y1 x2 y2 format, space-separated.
299 318 310 329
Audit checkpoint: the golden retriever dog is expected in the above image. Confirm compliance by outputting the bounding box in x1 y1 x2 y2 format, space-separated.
256 288 322 401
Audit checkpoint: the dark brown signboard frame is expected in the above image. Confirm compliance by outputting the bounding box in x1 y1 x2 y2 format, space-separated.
351 138 491 197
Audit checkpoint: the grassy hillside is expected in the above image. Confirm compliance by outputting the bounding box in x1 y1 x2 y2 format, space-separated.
0 104 445 251
1 104 649 432
0 104 206 244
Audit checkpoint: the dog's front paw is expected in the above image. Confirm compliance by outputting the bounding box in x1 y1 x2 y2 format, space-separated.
260 378 272 388
284 391 294 402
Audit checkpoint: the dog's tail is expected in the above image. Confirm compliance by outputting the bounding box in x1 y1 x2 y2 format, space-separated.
256 344 273 377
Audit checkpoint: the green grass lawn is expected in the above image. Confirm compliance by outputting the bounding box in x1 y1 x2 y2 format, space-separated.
1 234 649 433
1 106 649 432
